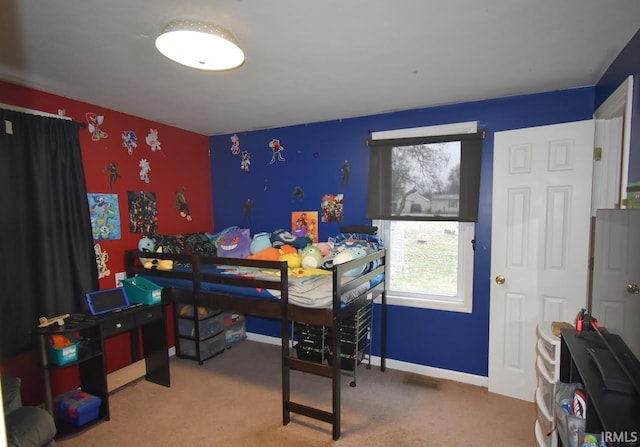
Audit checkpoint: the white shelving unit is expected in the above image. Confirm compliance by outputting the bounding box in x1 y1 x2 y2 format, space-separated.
535 322 561 447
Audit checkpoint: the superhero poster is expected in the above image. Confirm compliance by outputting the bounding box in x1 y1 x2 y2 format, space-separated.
321 194 344 223
291 211 318 243
128 191 158 234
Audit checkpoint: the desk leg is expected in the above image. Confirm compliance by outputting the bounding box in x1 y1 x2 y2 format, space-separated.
39 334 54 415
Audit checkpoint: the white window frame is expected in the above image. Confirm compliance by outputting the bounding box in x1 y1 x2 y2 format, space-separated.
371 121 478 313
375 220 475 313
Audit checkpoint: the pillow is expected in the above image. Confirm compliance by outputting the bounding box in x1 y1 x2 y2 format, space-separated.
217 228 251 258
333 247 368 276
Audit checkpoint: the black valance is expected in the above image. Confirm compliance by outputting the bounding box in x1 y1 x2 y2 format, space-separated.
366 130 484 222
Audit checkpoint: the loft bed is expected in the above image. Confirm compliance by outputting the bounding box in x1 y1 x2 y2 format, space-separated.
124 238 386 441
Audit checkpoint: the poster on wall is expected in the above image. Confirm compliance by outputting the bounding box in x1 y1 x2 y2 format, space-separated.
88 193 121 240
291 211 318 243
321 194 344 223
128 191 158 234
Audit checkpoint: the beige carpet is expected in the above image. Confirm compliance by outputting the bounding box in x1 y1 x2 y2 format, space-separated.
57 340 535 446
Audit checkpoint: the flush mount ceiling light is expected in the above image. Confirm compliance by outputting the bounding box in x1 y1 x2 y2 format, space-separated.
155 19 245 71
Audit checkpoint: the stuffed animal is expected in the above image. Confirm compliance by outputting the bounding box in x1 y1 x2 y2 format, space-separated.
144 246 173 270
333 247 368 276
138 236 155 265
270 228 312 249
301 245 323 268
314 241 332 257
280 252 301 269
248 246 281 261
250 232 272 255
217 228 251 258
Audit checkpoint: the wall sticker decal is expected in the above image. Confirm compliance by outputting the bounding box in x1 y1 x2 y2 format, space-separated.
139 158 151 183
103 161 122 191
175 186 192 221
145 128 162 152
292 185 305 202
269 138 286 164
85 112 108 141
122 130 138 155
230 134 241 155
243 198 253 220
241 150 251 171
341 159 350 185
94 243 111 279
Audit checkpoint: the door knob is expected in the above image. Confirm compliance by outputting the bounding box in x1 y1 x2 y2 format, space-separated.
627 283 640 294
495 275 506 285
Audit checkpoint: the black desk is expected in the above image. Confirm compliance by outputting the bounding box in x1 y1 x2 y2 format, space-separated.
560 328 640 446
38 304 170 438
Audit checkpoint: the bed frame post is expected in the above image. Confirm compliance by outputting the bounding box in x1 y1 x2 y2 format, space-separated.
331 264 341 440
280 261 291 427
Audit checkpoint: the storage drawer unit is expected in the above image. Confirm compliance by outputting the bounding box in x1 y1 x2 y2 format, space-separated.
534 322 560 447
174 303 224 365
178 312 224 340
178 332 225 361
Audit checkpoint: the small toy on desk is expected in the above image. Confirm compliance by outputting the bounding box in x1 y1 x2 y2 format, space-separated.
38 313 70 328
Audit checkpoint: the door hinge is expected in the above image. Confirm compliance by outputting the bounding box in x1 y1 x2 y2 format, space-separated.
594 147 602 161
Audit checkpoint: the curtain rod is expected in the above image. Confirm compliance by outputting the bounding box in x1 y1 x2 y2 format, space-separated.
0 102 72 120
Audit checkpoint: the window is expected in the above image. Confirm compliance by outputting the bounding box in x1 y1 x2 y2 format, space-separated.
375 219 475 312
366 122 483 312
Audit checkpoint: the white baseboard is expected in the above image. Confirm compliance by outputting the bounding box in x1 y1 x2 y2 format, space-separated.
245 332 488 388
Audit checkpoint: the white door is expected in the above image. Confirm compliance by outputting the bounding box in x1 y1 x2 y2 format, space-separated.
592 209 640 360
489 120 594 401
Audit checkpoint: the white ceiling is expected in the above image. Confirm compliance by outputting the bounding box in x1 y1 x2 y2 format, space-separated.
1 1 639 136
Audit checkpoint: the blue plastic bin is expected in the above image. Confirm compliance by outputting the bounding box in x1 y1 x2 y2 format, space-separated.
55 389 102 427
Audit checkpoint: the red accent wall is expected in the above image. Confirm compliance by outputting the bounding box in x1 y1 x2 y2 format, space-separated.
0 81 213 403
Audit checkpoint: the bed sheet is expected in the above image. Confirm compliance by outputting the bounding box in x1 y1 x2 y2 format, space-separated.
140 263 383 309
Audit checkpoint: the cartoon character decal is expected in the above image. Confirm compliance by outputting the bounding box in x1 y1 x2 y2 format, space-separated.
94 244 111 279
241 150 251 171
175 186 192 221
85 112 108 141
269 139 285 164
139 159 151 183
292 185 304 202
122 130 138 155
230 134 241 155
145 128 162 152
341 159 350 185
103 162 122 191
243 198 253 220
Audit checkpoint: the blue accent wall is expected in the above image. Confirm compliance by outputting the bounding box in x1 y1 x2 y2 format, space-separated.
210 88 594 377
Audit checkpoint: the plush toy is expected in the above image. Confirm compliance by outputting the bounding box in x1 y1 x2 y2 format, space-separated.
144 246 173 270
248 246 281 261
280 252 301 269
333 247 368 276
250 232 272 255
314 241 332 257
217 228 251 258
138 236 155 265
270 228 312 249
301 245 323 268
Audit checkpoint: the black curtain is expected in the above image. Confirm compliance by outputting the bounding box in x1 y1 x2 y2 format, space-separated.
0 108 98 360
366 130 485 221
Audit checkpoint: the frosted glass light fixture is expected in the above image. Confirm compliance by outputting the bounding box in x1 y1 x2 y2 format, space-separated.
155 19 245 71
